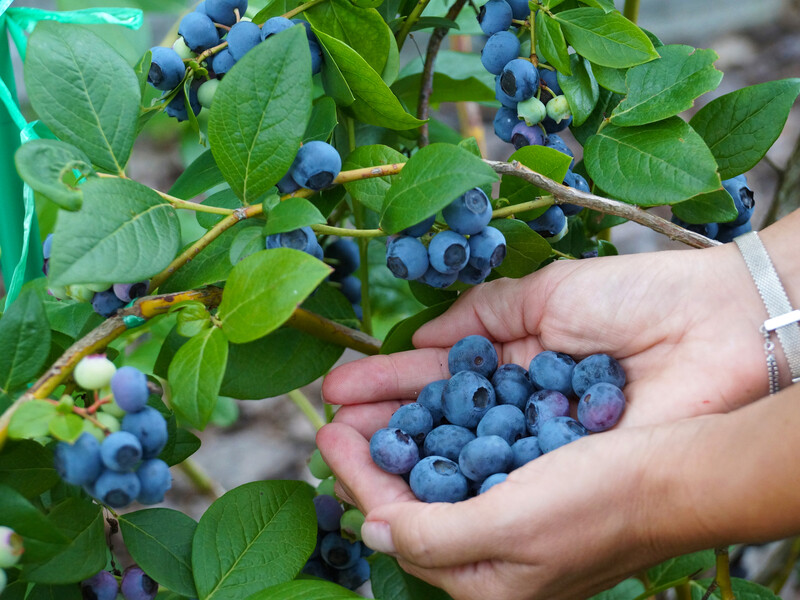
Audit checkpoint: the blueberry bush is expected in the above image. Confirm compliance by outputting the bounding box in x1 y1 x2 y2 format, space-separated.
0 0 798 597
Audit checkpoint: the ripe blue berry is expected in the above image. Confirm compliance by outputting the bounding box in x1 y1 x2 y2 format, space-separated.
314 494 344 532
442 370 497 428
416 379 447 425
537 416 588 453
505 0 529 19
81 571 118 600
261 16 294 41
338 275 361 304
527 205 567 240
477 404 526 445
448 334 498 378
428 231 470 275
401 214 435 237
722 174 755 226
42 233 53 260
458 263 490 285
136 459 172 505
670 214 719 239
211 48 237 76
542 113 572 134
511 122 545 149
205 0 247 26
178 12 220 53
443 188 492 235
500 59 540 102
290 141 342 190
54 432 103 486
539 66 562 95
578 383 626 432
320 532 361 569
325 239 360 279
511 436 542 468
572 353 626 397
478 472 507 494
491 363 532 410
494 106 518 142
477 0 513 36
111 366 149 413
335 557 370 590
309 40 323 74
386 235 429 280
561 170 589 216
529 350 575 396
92 289 125 318
165 86 201 122
226 21 261 60
291 18 316 41
389 403 434 445
481 31 520 75
120 565 158 600
524 389 570 435
369 428 419 474
416 265 458 289
716 220 752 243
113 282 149 303
545 134 575 168
468 226 506 271
147 47 185 91
266 227 320 256
423 424 476 461
94 469 141 508
122 406 168 459
409 456 469 503
458 435 513 482
495 75 518 109
302 557 332 579
101 431 143 472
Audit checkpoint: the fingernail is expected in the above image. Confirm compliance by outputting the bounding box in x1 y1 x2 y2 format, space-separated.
361 520 396 554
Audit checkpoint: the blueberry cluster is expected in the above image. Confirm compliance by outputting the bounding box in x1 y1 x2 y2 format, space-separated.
301 494 372 590
146 0 323 120
324 238 362 319
0 526 23 595
385 188 507 288
43 235 149 318
369 335 627 502
671 174 756 243
81 565 157 600
54 359 171 509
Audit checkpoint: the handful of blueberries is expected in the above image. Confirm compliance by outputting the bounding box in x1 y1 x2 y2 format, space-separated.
370 335 627 502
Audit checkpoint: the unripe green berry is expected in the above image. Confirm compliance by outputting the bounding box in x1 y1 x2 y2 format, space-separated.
172 36 194 60
85 283 112 293
73 355 116 390
97 412 121 433
47 285 67 300
546 95 571 124
66 284 95 303
316 477 336 497
308 448 333 479
517 96 547 126
340 509 365 542
0 527 23 568
197 79 219 109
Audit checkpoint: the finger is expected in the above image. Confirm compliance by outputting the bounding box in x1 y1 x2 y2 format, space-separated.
321 348 450 406
333 401 408 439
315 423 416 514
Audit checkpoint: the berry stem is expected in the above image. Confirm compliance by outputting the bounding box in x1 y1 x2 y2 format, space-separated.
714 547 736 600
529 9 537 63
282 0 328 20
287 388 325 431
395 0 433 52
311 224 383 238
623 0 640 23
96 174 233 215
177 457 224 499
490 197 553 219
675 581 692 600
550 248 576 260
287 308 381 355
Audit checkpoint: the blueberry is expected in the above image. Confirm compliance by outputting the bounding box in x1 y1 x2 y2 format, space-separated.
291 18 316 41
121 406 168 459
494 106 518 142
443 188 492 235
120 565 158 600
205 0 248 26
477 0 513 36
74 355 117 390
226 21 261 60
442 370 497 428
495 75 518 109
101 431 143 472
110 366 149 413
416 379 447 425
314 494 344 532
716 220 752 243
511 121 545 149
458 435 513 482
478 472 507 494
352 304 363 321
320 532 361 569
340 508 365 541
722 174 755 226
457 263 491 285
670 214 719 239
468 226 506 271
261 16 294 41
401 214 435 237
409 456 469 502
517 96 547 126
481 31 520 75
335 557 370 590
542 113 572 134
581 249 599 259
491 363 532 410
416 265 458 289
571 353 626 397
147 47 185 91
389 403 434 445
338 275 361 304
113 282 149 303
178 12 220 53
537 416 588 453
529 350 575 396
135 459 172 505
81 570 118 600
290 141 342 190
54 432 103 487
511 436 542 468
448 334 498 378
266 226 319 255
326 239 360 279
546 94 571 123
302 557 333 579
308 448 333 479
94 469 141 508
505 0 529 19
196 1 208 14
211 48 237 76
386 235 429 280
524 389 570 435
539 66 561 93
165 87 201 122
546 134 575 168
476 404 526 445
561 170 589 216
527 205 567 240
422 424 476 461
500 58 540 102
92 289 125 318
369 428 419 474
309 40 323 74
578 382 626 432
42 233 53 260
428 231 470 275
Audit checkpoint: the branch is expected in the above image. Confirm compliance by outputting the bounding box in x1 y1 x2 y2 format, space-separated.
287 307 381 355
395 0 433 51
485 160 721 249
714 546 736 600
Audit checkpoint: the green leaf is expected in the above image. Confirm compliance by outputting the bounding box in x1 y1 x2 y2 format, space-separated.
557 54 599 126
579 0 615 11
408 281 458 307
671 189 737 224
554 8 659 69
0 484 68 563
535 13 571 75
195 189 243 230
208 26 312 204
571 88 623 146
584 117 721 205
492 219 552 278
14 140 93 211
314 30 425 130
168 327 228 430
370 553 453 600
0 287 51 393
23 498 106 584
689 577 779 600
342 145 407 212
218 249 331 344
409 17 459 31
381 301 454 354
26 584 82 600
160 428 202 467
120 509 198 598
264 199 326 235
590 63 627 94
43 297 102 340
230 226 265 265
48 413 84 442
610 45 722 127
0 440 59 499
380 144 498 233
689 78 800 179
588 578 645 600
24 22 140 173
304 97 338 143
134 50 152 101
647 550 715 588
246 580 360 600
392 51 495 107
304 0 391 75
192 481 316 600
168 150 225 200
316 36 356 107
498 145 573 220
49 177 181 286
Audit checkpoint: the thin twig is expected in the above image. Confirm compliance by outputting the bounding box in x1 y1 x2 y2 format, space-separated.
715 546 736 600
287 308 381 356
396 0 433 51
287 389 325 430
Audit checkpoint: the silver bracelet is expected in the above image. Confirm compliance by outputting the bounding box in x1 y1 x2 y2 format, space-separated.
734 231 800 394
